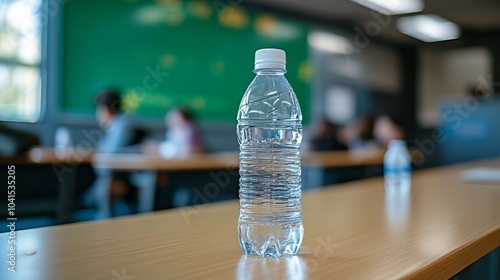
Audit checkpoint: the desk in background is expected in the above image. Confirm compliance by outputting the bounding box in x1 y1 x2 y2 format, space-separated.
0 147 389 221
0 148 93 223
1 159 499 279
0 147 388 168
0 147 93 165
91 149 389 217
92 149 388 170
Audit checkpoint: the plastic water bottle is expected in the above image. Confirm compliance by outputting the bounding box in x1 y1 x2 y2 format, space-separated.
384 140 411 193
54 126 73 159
237 48 304 257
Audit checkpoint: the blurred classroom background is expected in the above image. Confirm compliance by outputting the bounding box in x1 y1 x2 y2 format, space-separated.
1 0 500 229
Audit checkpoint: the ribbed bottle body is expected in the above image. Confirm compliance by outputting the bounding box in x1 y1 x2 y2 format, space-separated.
237 71 303 257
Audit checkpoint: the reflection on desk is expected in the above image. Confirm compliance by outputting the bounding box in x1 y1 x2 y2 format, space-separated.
237 255 307 280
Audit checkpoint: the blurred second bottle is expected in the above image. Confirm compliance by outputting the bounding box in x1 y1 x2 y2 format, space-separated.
384 140 411 193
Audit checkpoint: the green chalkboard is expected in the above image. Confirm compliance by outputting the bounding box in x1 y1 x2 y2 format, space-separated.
62 0 311 122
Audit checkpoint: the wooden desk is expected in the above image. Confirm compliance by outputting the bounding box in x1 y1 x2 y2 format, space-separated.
0 147 94 223
92 152 239 171
92 149 387 171
91 150 387 217
0 147 387 222
303 149 387 168
2 159 499 279
0 147 93 165
0 148 387 170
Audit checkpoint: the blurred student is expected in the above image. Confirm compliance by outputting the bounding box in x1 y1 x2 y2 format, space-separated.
373 115 405 148
95 90 136 153
84 89 139 217
143 107 203 158
142 108 204 209
307 118 347 152
339 115 378 151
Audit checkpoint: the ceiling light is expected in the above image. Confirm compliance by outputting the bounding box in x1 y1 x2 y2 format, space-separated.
351 0 423 15
308 31 353 54
397 15 460 42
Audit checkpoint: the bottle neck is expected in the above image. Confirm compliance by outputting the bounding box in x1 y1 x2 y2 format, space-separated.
253 68 286 75
388 139 406 149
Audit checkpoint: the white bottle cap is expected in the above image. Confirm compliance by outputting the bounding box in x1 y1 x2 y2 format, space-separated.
388 139 407 148
254 48 286 70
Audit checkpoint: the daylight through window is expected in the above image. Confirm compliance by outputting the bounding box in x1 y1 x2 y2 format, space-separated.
0 0 42 122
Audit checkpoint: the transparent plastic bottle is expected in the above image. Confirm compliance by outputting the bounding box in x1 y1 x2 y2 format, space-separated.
54 126 73 159
384 140 411 193
237 48 303 257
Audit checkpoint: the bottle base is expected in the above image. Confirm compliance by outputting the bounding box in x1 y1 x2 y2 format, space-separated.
238 219 303 258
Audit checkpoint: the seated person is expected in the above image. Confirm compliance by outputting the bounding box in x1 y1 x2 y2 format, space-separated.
143 107 203 158
84 89 140 217
306 118 347 152
373 115 405 149
339 115 378 151
95 90 136 154
142 108 204 209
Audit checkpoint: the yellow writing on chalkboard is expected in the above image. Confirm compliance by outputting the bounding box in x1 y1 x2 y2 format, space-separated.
219 7 249 29
187 1 212 20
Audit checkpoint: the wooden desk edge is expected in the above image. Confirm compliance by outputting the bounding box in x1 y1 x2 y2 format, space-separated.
405 224 500 279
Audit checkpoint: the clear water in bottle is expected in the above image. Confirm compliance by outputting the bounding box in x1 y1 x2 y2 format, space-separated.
237 49 303 257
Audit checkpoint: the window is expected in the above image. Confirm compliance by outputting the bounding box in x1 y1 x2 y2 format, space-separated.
0 0 42 122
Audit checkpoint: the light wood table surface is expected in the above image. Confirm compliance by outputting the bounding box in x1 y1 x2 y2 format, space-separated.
2 159 499 279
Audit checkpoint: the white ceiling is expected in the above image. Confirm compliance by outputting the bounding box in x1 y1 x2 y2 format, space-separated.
246 0 500 44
